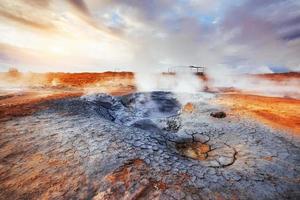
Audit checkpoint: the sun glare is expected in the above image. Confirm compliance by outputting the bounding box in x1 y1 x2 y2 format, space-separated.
49 46 66 54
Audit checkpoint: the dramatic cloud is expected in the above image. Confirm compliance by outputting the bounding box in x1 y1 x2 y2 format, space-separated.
0 0 299 72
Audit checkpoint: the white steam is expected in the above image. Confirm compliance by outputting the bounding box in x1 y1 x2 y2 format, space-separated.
134 71 205 105
135 71 204 93
206 67 300 99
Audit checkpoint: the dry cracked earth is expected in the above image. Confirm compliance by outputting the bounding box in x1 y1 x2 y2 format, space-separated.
0 91 300 200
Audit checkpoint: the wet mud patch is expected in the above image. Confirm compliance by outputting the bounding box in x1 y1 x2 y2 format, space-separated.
117 91 181 121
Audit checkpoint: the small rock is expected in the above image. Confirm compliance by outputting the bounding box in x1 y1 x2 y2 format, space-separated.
191 176 197 182
164 154 170 159
140 178 150 186
217 156 234 166
193 134 210 143
210 111 226 118
164 117 181 132
208 160 220 167
176 133 193 142
133 141 143 147
152 146 159 151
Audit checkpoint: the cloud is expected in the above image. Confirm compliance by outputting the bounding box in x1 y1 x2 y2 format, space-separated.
25 0 51 7
0 0 299 73
0 10 54 31
0 0 55 31
68 0 90 15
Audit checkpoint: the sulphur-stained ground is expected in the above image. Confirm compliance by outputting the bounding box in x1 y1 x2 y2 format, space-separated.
215 93 300 135
0 91 300 200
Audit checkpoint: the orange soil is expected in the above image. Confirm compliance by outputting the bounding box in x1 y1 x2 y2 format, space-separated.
254 72 300 82
45 72 134 87
0 145 91 199
105 159 145 189
182 102 195 113
216 93 300 135
0 71 135 88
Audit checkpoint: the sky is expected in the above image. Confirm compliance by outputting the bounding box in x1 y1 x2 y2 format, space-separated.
0 0 299 73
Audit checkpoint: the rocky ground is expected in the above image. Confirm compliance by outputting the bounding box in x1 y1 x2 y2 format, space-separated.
0 91 299 200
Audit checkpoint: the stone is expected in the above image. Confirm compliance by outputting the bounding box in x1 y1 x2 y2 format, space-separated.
208 160 220 167
133 141 143 147
152 146 159 151
217 156 234 166
164 117 181 132
210 111 226 118
176 133 194 142
193 134 210 143
140 178 150 186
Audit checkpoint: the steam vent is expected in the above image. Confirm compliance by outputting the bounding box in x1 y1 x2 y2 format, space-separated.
1 91 299 199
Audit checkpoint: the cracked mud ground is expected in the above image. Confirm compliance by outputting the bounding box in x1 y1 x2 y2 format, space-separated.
0 92 300 200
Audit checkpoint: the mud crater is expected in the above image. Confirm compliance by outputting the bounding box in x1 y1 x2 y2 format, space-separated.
89 92 238 167
175 140 211 160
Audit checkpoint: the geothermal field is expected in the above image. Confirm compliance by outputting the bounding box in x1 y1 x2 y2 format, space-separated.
0 71 299 199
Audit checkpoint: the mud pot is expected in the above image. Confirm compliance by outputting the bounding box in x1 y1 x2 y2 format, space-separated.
0 91 300 199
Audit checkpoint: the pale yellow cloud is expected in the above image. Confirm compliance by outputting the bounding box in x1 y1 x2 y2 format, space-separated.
0 0 133 72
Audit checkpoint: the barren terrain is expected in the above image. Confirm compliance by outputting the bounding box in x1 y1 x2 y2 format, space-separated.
0 72 299 199
216 94 300 135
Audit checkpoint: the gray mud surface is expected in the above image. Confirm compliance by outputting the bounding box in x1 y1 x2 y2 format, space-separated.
0 92 299 200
